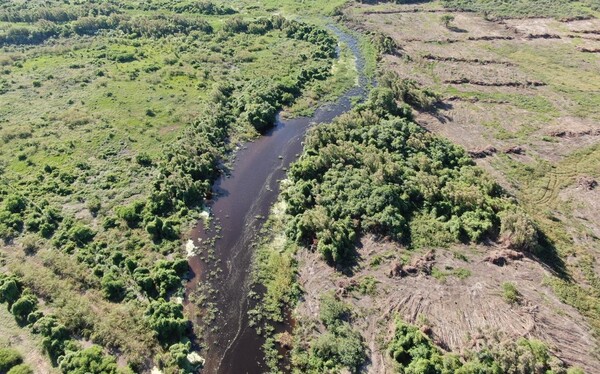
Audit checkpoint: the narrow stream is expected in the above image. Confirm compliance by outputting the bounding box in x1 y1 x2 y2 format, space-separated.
185 23 370 374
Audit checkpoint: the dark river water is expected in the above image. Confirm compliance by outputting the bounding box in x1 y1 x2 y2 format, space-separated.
185 24 370 374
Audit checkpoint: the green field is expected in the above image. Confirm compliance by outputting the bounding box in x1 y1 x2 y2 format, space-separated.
0 0 358 372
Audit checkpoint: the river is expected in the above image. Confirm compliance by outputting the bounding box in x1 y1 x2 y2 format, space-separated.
185 23 370 374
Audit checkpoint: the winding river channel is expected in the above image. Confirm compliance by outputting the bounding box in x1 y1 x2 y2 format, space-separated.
185 23 370 374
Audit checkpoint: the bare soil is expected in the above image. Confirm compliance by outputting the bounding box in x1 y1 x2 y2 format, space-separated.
295 237 600 373
287 2 600 373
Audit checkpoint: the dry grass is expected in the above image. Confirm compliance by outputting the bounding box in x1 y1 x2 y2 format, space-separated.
0 307 58 373
295 237 600 373
318 2 600 371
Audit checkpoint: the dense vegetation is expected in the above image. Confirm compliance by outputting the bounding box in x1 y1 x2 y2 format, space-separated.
387 319 578 374
283 75 530 264
0 273 124 372
3 0 597 372
256 72 545 372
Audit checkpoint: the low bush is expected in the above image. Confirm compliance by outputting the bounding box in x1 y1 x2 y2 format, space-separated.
7 364 33 374
100 272 126 302
293 293 366 373
319 293 350 328
116 201 145 228
502 282 521 305
10 292 38 326
0 274 22 306
145 300 189 345
388 318 569 373
308 324 366 373
380 71 440 110
59 346 118 374
0 347 22 373
500 209 538 251
31 315 71 363
164 342 201 373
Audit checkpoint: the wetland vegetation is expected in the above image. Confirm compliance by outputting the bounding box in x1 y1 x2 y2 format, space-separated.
1 0 600 373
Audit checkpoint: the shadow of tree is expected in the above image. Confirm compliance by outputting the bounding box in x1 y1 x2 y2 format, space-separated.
448 25 468 33
530 231 570 280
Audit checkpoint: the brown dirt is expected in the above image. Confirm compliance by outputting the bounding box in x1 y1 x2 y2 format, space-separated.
288 3 600 373
295 237 600 373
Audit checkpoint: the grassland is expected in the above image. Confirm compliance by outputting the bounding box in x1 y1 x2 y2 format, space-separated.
0 0 362 372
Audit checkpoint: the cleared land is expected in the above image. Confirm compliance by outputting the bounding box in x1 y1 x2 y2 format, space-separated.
271 1 600 373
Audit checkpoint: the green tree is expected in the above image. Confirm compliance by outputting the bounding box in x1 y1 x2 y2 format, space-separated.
145 300 188 345
440 14 455 28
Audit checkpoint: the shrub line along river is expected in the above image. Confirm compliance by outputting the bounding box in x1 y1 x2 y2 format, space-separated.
185 23 370 374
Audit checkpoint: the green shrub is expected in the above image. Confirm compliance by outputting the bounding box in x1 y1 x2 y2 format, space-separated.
7 364 33 374
244 101 277 132
4 195 26 213
372 32 397 55
86 197 101 216
31 315 70 363
388 320 442 369
0 275 22 306
500 210 538 251
319 293 350 328
364 87 402 117
136 153 153 167
301 324 366 373
0 347 22 372
172 1 236 15
150 260 186 297
68 224 95 246
145 300 188 345
502 282 521 305
20 234 39 255
100 273 126 302
0 209 24 240
59 346 118 374
10 292 38 326
223 17 248 33
133 267 156 296
164 342 201 373
380 71 439 110
116 201 145 228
